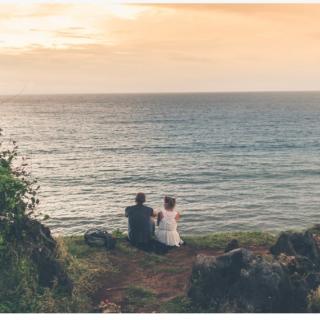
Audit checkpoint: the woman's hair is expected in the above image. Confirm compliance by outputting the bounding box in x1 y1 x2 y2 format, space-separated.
135 192 146 204
164 196 176 210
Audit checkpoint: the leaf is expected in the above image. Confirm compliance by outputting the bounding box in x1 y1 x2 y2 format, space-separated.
43 214 50 221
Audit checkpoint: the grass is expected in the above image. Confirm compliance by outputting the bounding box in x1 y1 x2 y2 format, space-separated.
0 229 287 313
62 235 99 258
122 286 157 313
139 252 168 269
59 235 119 286
41 227 320 312
159 296 193 313
161 266 189 274
59 230 279 312
184 231 277 250
0 237 92 313
63 230 278 257
116 240 139 256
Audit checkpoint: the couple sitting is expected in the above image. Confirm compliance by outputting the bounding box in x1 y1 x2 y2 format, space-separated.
125 192 183 250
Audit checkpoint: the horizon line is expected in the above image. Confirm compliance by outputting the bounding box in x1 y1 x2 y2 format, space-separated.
1 89 320 96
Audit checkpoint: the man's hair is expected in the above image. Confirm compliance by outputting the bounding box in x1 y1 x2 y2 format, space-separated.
135 192 146 204
164 196 176 209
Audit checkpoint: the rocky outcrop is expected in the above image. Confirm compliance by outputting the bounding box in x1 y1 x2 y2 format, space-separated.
270 229 320 293
270 230 320 270
3 217 72 292
188 229 320 313
25 218 73 291
271 230 320 261
188 248 301 312
224 239 239 253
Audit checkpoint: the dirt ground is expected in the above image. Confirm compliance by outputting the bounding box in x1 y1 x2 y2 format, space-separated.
92 241 269 313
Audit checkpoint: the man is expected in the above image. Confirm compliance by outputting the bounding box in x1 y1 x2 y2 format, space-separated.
125 192 155 249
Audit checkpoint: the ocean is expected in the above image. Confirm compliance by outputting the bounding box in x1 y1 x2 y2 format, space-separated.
1 92 320 235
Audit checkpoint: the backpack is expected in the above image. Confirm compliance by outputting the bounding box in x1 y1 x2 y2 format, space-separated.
84 228 116 250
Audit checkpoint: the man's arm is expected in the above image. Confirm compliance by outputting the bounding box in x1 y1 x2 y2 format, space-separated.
125 207 130 217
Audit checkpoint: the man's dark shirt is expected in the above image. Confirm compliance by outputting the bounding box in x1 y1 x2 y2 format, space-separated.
125 204 154 245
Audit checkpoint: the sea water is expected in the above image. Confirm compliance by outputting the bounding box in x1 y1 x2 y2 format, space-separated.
1 92 320 235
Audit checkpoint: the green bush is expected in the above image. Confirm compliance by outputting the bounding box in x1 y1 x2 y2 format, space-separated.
0 128 40 223
0 129 92 313
0 239 92 313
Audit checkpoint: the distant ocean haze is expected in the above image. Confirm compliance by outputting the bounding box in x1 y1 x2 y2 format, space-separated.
1 92 320 235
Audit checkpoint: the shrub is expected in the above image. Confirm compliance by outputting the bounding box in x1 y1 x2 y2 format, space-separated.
0 129 92 312
0 128 40 229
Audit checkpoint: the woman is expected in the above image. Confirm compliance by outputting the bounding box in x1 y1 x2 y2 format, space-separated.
155 196 183 247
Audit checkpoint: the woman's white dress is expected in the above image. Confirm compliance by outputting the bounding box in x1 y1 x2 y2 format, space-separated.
155 209 183 247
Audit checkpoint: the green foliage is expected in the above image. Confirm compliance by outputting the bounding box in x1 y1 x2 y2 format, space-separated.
112 228 126 239
160 296 193 313
0 130 92 313
0 236 92 313
161 266 189 274
116 239 138 256
139 252 167 269
123 286 157 312
63 235 95 259
60 236 119 299
0 168 26 216
0 128 40 223
185 231 277 250
0 130 45 312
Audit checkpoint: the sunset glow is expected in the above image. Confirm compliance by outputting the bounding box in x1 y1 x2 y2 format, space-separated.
1 2 320 94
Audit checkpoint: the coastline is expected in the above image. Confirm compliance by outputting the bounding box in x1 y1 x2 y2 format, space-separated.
2 221 320 313
2 127 320 313
58 226 320 313
59 229 277 313
0 226 276 313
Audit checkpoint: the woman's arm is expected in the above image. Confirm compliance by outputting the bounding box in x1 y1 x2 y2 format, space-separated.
175 212 181 221
157 211 163 226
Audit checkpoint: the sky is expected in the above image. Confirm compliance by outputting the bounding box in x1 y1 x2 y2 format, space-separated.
1 2 320 94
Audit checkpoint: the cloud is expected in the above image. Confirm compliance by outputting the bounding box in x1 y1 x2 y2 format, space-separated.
1 3 320 93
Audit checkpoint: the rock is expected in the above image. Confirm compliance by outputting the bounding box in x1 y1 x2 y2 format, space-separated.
224 239 239 253
271 230 320 294
306 273 320 290
277 253 318 276
308 287 320 313
189 229 320 312
188 248 308 312
270 231 320 266
99 299 121 313
310 224 320 233
270 232 296 256
277 253 297 273
6 217 73 292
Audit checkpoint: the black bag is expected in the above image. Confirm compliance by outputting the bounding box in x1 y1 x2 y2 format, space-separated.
84 228 116 250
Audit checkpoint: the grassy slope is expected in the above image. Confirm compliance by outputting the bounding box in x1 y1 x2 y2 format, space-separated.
4 228 320 312
184 231 276 249
61 230 277 313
